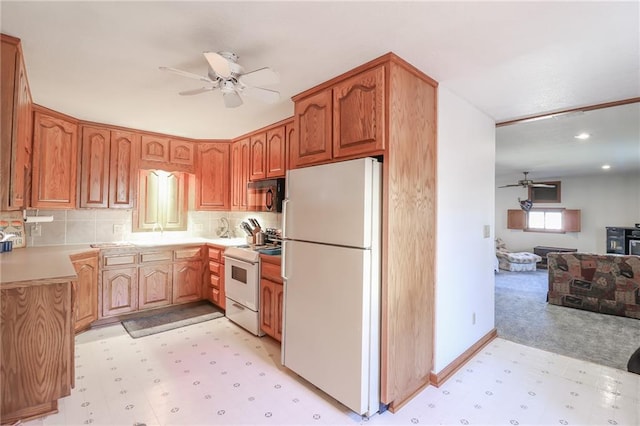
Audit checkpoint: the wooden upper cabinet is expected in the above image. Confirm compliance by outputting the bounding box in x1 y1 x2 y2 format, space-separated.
333 65 385 158
196 142 230 210
285 121 295 173
1 35 32 211
169 139 195 172
31 110 78 209
291 89 333 168
266 126 286 178
80 126 110 208
140 134 170 165
140 134 194 173
80 126 138 209
230 138 249 211
109 130 139 208
249 132 267 181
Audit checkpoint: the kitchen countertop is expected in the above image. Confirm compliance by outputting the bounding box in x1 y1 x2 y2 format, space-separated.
0 244 97 287
0 238 250 287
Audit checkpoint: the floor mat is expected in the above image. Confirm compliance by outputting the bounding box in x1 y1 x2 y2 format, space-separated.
122 302 224 338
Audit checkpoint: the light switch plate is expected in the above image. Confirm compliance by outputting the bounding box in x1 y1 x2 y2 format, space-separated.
113 224 124 235
483 225 491 239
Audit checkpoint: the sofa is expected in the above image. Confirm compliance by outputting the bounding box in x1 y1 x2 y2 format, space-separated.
547 252 640 319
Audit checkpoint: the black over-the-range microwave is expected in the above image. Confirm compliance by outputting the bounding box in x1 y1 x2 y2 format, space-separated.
247 178 285 212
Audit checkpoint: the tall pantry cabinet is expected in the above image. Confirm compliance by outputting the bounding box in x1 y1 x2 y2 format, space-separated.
290 53 437 411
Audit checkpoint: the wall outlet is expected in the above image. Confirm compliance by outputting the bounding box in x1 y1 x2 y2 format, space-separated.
113 224 124 235
31 223 41 237
483 225 491 239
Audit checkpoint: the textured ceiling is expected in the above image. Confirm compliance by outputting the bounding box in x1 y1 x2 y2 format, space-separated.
1 1 639 178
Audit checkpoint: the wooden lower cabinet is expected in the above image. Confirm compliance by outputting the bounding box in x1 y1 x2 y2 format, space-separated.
206 245 225 308
259 255 283 341
102 267 138 317
138 264 173 309
1 281 74 424
70 251 99 333
173 260 202 304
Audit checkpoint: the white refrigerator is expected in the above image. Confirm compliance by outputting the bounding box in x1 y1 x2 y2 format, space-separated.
281 157 381 416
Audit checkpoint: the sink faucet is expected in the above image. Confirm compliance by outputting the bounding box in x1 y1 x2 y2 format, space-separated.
152 222 164 237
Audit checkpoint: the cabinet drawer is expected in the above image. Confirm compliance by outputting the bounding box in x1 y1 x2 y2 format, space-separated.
140 250 172 263
209 274 221 289
208 246 222 262
208 287 224 307
209 261 221 276
261 261 282 283
103 253 137 267
174 247 202 260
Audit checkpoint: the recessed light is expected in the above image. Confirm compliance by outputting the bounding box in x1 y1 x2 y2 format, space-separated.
574 133 590 140
601 164 611 170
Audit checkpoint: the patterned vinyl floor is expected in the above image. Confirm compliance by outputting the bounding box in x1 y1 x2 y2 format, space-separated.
22 317 640 426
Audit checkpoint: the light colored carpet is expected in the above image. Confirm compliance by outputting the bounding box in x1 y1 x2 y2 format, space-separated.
495 269 640 371
122 302 224 338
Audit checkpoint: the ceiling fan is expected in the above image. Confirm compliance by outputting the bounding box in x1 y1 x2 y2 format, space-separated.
498 172 555 188
160 51 280 108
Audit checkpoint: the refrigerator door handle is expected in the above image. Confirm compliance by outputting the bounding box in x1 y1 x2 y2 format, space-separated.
282 198 289 239
281 240 289 280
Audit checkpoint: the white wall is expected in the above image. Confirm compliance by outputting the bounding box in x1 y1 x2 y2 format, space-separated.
495 172 640 254
434 86 496 373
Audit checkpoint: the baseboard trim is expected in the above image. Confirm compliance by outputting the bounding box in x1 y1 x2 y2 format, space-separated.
429 328 497 387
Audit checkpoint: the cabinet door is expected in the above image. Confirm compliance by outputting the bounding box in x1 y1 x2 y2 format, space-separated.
292 89 333 168
274 282 284 342
102 267 138 317
109 131 139 208
0 37 18 211
163 172 187 231
266 126 286 178
333 66 385 159
80 126 110 208
173 260 202 304
9 55 31 210
140 134 170 166
196 143 230 210
285 121 295 175
169 139 195 172
229 138 250 210
139 264 173 309
259 279 276 338
134 169 187 231
249 133 267 181
31 111 78 208
71 252 98 333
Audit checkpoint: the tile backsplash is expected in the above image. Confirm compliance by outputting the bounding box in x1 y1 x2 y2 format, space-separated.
24 209 282 247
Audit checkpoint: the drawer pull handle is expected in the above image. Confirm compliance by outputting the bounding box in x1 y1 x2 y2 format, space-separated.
232 303 245 311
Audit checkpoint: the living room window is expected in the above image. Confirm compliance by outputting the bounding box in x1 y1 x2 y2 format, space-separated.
527 209 563 231
507 208 581 233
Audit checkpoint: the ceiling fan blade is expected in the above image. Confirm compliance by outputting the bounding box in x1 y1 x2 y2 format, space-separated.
531 183 555 188
179 87 216 96
159 66 212 83
223 91 243 108
239 67 279 87
498 184 522 188
203 52 231 78
242 86 280 104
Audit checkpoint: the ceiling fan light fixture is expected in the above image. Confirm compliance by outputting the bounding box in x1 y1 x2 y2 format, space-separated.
574 132 590 140
601 164 611 170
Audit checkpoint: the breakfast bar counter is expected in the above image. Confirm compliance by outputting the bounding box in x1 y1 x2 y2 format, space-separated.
0 244 96 287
